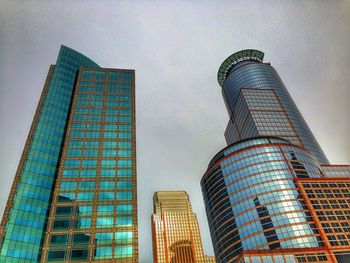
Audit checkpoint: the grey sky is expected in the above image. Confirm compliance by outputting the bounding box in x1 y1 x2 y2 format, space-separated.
0 1 349 261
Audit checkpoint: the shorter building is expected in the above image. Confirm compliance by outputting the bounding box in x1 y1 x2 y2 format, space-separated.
152 191 215 263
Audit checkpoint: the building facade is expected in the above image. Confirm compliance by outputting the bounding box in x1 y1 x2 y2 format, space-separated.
152 191 215 263
0 46 138 262
201 50 350 262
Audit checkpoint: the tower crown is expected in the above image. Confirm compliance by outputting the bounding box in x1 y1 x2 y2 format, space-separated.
217 49 264 87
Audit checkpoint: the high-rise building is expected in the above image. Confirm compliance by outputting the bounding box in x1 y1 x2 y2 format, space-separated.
201 50 350 262
152 191 215 263
0 46 138 262
218 49 329 165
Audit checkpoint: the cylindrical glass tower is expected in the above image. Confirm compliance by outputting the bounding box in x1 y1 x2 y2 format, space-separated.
218 49 329 164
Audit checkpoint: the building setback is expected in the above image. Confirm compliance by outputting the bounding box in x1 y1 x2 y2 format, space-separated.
152 191 215 263
0 46 138 262
201 50 350 262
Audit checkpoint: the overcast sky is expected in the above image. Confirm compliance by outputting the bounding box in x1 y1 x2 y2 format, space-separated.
0 1 349 261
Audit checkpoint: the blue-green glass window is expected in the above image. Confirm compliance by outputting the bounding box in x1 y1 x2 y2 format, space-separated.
117 181 132 190
58 193 76 202
62 169 79 178
48 250 66 261
102 160 116 168
71 249 88 261
108 72 118 81
105 116 117 122
104 132 117 138
81 170 96 178
120 109 132 115
77 93 91 99
100 181 115 190
86 132 100 138
106 95 119 101
76 100 90 106
78 206 93 216
95 232 113 245
66 149 82 157
75 218 91 229
81 70 93 80
120 102 131 108
123 89 132 94
117 169 132 177
106 101 118 107
64 160 80 168
72 115 87 122
82 160 97 168
94 71 106 80
101 169 116 177
55 206 72 216
116 192 132 201
88 115 102 122
118 142 132 149
105 124 118 130
85 141 99 148
84 149 98 157
115 246 132 258
79 81 93 86
102 150 117 157
119 96 131 101
115 232 132 244
91 101 103 106
98 192 115 201
118 150 132 157
70 131 85 138
96 217 114 228
106 109 118 115
68 140 83 147
103 141 117 148
89 108 102 115
50 235 68 246
77 192 94 202
119 132 132 139
53 219 69 230
72 233 90 245
119 116 132 123
79 181 95 190
74 108 88 115
97 205 114 215
116 205 132 214
95 247 112 259
88 94 103 101
60 181 77 191
117 160 132 168
119 124 132 131
116 216 132 227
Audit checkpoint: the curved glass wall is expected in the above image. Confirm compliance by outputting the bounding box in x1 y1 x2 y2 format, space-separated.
219 50 329 164
201 137 325 262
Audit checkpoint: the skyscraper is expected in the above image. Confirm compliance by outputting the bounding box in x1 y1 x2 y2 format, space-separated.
219 49 329 165
0 46 138 262
152 191 215 263
201 50 350 262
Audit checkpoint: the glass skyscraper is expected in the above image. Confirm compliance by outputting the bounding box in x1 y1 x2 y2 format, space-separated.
201 50 350 262
219 49 328 165
0 46 138 262
152 191 215 263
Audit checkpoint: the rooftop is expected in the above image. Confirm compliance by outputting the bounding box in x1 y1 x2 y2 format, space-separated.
217 49 264 87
